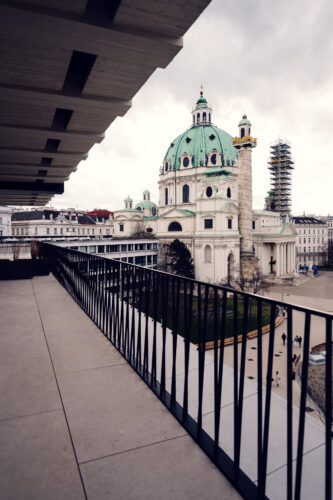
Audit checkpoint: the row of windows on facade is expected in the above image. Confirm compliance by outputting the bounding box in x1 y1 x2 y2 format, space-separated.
297 247 327 253
168 218 233 232
71 242 158 253
164 185 232 205
13 227 111 235
298 237 326 244
72 247 158 266
298 228 326 234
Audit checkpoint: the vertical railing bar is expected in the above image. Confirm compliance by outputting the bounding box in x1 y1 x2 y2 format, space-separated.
325 317 332 500
171 277 180 406
234 294 249 478
214 288 227 456
151 272 158 385
197 283 203 431
295 312 311 500
257 299 263 496
130 266 136 365
135 266 142 372
286 306 293 500
261 303 277 496
160 274 169 398
233 292 239 468
143 268 150 378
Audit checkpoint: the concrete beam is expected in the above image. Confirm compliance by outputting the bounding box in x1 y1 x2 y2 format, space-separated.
0 181 64 195
0 149 88 161
0 124 105 143
0 5 182 69
0 84 131 114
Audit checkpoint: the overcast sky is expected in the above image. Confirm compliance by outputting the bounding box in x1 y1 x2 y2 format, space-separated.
51 0 333 216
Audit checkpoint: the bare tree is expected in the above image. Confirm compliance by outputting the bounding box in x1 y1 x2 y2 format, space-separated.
219 266 271 295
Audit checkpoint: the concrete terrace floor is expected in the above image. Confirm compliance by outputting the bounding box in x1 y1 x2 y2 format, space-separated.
0 275 240 500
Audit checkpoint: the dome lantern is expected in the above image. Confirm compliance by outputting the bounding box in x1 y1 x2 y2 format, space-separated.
124 195 133 209
191 86 212 127
238 114 252 138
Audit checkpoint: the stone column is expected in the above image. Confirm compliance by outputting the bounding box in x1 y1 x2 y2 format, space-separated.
286 243 290 274
276 243 280 276
282 243 285 275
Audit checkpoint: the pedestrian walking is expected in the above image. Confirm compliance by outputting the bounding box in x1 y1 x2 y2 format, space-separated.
282 332 286 345
274 371 281 387
298 336 303 349
294 335 299 346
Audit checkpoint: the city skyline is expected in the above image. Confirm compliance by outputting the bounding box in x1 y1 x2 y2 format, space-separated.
49 0 333 215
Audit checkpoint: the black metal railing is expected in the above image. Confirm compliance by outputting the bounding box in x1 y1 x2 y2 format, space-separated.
39 243 332 500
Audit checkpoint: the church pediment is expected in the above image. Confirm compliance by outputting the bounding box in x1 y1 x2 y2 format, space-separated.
220 201 239 214
162 208 196 218
280 222 297 236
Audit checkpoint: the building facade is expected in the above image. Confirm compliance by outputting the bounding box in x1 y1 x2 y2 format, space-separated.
0 207 12 236
11 208 114 239
292 216 328 267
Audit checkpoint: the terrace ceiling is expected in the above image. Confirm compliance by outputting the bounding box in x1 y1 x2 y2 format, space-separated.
0 0 210 206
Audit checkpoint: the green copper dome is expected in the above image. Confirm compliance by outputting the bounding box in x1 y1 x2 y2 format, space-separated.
136 201 157 210
164 124 238 170
124 195 133 202
143 189 150 195
238 114 251 126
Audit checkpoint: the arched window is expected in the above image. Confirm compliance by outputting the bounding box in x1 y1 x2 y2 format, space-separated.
193 115 195 124
206 186 213 198
197 113 200 123
205 245 212 263
183 184 189 203
168 221 182 232
165 162 168 172
183 157 189 167
165 187 168 205
152 207 157 216
203 112 207 123
209 113 211 122
146 228 153 233
241 127 245 138
211 153 216 165
227 187 231 198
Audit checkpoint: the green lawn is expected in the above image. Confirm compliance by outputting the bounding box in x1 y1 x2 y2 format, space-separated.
130 288 278 344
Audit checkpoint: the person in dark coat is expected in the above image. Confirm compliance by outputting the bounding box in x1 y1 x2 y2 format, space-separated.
282 332 286 345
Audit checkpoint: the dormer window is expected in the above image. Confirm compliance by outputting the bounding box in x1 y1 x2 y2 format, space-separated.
183 157 189 167
186 137 191 143
209 134 215 141
211 154 216 165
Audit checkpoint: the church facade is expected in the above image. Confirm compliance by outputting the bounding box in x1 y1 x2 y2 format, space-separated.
114 91 297 283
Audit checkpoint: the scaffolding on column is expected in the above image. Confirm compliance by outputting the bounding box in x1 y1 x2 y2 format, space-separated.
266 139 294 221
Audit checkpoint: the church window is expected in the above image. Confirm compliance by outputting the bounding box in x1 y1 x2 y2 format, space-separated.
183 184 189 203
209 113 211 122
227 187 231 198
168 221 182 232
228 219 232 229
206 186 213 197
120 224 124 232
252 220 255 229
136 206 142 211
197 113 200 123
186 137 191 143
183 157 189 167
204 245 212 263
146 228 153 233
165 188 168 205
203 112 207 123
204 219 213 229
209 134 215 141
165 163 168 172
241 128 245 138
193 115 195 124
211 154 216 165
152 207 157 216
